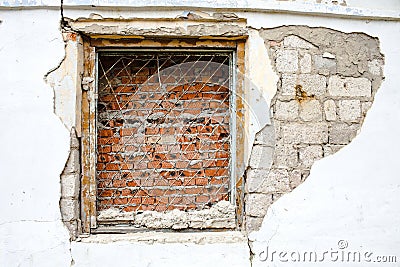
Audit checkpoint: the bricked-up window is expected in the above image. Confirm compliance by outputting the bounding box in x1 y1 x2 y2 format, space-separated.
88 49 238 230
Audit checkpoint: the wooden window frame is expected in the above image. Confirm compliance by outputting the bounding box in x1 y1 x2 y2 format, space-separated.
80 36 246 234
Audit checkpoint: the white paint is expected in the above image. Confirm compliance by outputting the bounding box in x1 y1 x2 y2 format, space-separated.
0 8 72 266
46 36 82 131
1 2 400 267
245 29 277 164
1 0 400 20
72 240 250 267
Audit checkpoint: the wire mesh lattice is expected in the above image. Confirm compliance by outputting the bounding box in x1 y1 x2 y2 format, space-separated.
96 51 232 215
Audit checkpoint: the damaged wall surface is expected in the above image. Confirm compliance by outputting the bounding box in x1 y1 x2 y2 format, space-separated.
245 26 384 231
1 1 400 267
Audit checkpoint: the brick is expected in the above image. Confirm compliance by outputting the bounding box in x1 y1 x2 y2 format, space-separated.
98 145 111 153
98 137 120 145
183 178 196 186
254 124 275 146
195 195 210 203
215 159 229 167
184 187 203 195
195 178 208 185
63 149 80 174
114 198 128 205
98 154 115 163
141 197 156 205
361 102 372 116
120 128 138 136
338 100 361 122
205 168 228 177
98 189 115 198
328 76 371 97
245 216 264 232
113 179 127 187
96 56 232 213
99 129 114 137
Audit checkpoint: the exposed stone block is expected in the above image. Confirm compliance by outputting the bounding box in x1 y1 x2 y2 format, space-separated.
288 169 302 189
282 74 327 97
273 143 298 168
361 102 372 116
61 173 80 198
249 145 274 169
329 123 360 145
299 99 322 121
324 99 337 121
281 122 328 144
60 198 79 222
274 100 299 120
300 53 312 73
62 148 80 175
323 144 345 156
283 35 316 49
299 145 323 168
328 76 371 97
246 169 290 193
254 124 275 146
275 50 298 73
245 216 264 232
245 194 273 217
338 99 361 122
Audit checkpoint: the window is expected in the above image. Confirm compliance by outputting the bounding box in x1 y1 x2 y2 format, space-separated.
80 37 245 233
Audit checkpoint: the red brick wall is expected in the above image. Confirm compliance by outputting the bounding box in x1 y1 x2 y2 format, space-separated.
96 53 231 213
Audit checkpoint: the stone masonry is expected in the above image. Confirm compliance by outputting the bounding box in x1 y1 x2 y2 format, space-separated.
245 26 384 232
60 128 81 240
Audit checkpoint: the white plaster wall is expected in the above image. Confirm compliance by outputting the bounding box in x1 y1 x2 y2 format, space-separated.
1 2 400 267
248 15 400 267
72 239 250 267
0 9 72 267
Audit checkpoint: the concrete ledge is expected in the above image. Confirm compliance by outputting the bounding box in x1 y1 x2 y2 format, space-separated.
77 230 247 244
1 0 399 20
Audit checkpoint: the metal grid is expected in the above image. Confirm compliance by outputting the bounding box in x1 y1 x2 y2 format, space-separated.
95 50 234 216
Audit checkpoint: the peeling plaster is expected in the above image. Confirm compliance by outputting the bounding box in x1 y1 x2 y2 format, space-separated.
244 25 385 236
46 32 83 132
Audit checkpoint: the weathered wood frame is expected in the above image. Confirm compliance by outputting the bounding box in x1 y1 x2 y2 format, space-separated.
80 22 247 233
